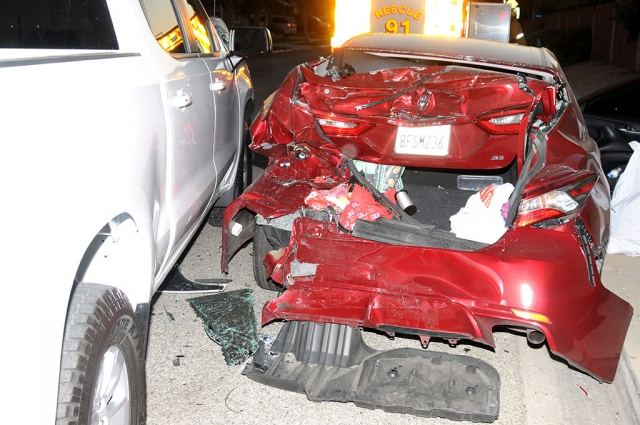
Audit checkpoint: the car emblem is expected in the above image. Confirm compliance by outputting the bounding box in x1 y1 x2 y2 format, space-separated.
416 94 430 111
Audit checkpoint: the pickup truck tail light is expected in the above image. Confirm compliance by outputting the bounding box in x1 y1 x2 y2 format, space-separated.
515 172 597 227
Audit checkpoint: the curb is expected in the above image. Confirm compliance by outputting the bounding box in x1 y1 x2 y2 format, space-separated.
613 348 640 425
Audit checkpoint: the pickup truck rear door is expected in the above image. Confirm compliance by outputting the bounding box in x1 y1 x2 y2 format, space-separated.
179 0 238 185
140 0 218 269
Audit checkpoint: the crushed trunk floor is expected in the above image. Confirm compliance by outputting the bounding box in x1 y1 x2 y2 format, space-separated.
243 321 500 422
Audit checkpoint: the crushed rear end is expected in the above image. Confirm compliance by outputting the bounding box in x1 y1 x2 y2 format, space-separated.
222 42 632 384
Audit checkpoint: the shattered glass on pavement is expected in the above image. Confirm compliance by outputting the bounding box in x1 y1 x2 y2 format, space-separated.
187 289 259 366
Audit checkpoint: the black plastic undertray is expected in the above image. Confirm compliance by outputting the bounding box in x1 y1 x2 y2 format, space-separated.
243 321 500 422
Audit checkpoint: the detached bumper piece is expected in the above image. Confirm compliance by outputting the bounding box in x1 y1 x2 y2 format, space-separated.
243 321 500 422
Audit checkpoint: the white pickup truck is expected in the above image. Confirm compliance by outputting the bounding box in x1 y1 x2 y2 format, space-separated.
0 1 270 423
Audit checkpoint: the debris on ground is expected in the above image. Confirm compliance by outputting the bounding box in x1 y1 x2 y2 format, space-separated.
243 321 501 422
187 289 258 365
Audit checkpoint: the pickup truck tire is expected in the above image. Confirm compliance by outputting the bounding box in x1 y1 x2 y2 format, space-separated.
253 225 282 291
208 110 253 227
57 283 146 425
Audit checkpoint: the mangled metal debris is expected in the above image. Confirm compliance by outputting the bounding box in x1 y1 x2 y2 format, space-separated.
187 289 258 365
243 321 500 422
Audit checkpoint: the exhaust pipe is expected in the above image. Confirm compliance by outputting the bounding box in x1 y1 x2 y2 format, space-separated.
526 329 546 345
396 190 417 216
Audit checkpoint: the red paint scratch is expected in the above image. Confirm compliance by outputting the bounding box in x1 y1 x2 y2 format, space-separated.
579 385 588 396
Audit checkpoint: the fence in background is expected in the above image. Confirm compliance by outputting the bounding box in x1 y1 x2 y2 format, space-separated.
522 3 639 71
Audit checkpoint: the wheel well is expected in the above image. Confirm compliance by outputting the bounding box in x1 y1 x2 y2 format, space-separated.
245 99 254 123
74 213 152 309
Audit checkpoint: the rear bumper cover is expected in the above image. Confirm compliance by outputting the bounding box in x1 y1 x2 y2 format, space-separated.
256 216 632 383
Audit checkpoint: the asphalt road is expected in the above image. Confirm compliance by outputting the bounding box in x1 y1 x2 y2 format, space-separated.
145 49 627 425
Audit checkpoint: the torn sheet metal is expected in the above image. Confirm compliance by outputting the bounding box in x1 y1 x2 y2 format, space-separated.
243 321 500 422
187 289 258 365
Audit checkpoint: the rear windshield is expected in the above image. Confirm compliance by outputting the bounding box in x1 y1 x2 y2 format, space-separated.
0 0 118 49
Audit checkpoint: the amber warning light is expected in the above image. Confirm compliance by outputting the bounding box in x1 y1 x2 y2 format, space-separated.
331 0 465 49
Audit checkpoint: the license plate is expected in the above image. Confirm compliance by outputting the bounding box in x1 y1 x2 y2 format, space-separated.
394 125 451 156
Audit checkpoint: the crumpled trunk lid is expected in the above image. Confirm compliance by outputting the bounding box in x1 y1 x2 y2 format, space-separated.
252 64 550 170
300 65 537 119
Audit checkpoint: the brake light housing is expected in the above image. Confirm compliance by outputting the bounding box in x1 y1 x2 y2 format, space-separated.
316 115 374 137
475 109 527 135
538 86 557 123
514 172 598 227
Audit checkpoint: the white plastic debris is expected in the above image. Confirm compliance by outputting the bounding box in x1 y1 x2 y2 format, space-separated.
450 183 514 244
608 141 640 256
230 221 243 236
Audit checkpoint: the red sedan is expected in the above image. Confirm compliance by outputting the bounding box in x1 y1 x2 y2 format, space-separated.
222 33 632 384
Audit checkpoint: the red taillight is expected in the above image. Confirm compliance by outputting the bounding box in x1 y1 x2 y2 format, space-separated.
568 181 595 198
538 86 557 123
475 109 527 135
316 117 373 137
515 172 597 227
476 86 558 134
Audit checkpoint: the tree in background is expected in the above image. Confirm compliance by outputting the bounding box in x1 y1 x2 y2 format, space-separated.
614 0 640 41
520 0 639 42
201 0 244 25
205 0 333 41
200 0 272 27
519 0 611 18
293 0 334 42
293 0 311 42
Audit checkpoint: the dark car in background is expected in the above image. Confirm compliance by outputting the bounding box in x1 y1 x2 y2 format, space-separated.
579 74 640 192
307 16 332 36
268 15 297 37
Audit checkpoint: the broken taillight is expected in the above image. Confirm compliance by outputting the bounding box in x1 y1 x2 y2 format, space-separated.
475 110 526 135
537 85 557 123
476 85 558 134
514 172 597 227
316 116 373 136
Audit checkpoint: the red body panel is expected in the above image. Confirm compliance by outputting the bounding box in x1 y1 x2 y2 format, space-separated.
222 34 632 383
260 218 631 382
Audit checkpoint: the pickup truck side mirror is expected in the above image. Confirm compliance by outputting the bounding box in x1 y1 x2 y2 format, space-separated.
229 27 273 57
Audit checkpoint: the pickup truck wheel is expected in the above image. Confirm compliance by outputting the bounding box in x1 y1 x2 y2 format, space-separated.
253 225 282 291
208 113 253 227
57 283 146 425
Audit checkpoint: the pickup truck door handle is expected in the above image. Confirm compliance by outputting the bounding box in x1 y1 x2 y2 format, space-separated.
170 92 193 109
210 79 226 92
